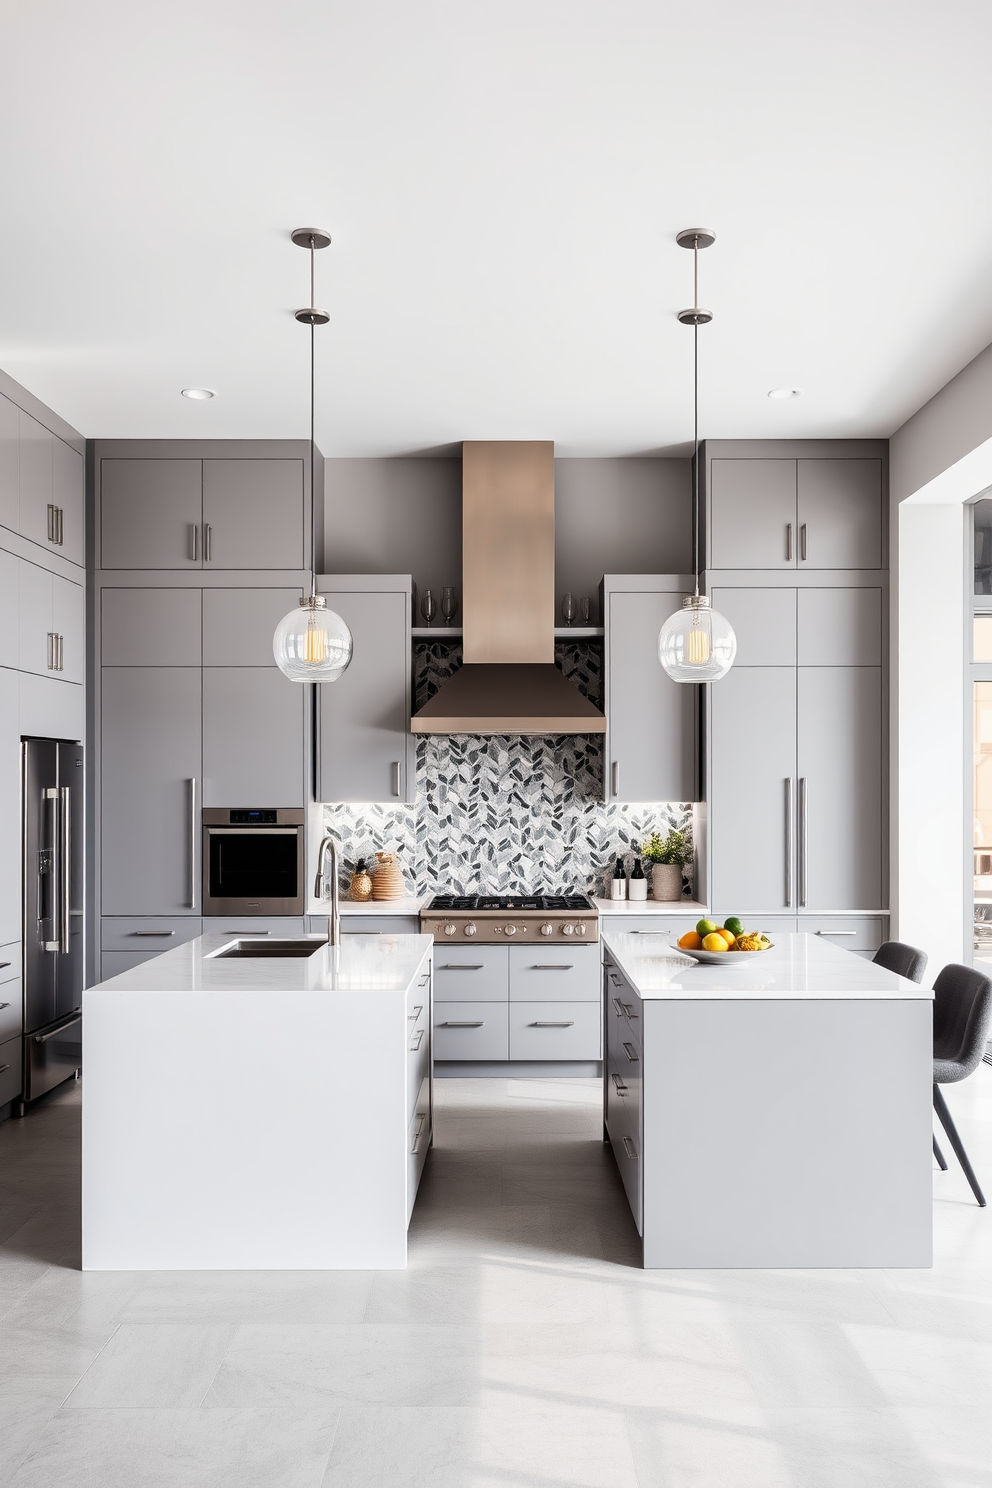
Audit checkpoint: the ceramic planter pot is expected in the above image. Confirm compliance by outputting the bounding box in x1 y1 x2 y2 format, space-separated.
651 863 682 901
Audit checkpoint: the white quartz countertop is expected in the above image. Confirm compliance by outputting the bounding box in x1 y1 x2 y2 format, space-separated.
603 931 932 1001
594 898 708 917
331 897 426 916
86 933 433 995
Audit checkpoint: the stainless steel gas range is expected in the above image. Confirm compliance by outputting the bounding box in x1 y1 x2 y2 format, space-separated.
420 894 599 945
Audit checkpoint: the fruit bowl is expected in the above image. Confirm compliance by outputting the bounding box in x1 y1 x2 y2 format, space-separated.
669 934 775 966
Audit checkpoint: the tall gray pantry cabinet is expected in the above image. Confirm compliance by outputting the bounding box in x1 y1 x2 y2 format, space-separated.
701 440 888 953
90 442 316 987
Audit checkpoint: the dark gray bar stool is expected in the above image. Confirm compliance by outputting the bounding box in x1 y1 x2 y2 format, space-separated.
872 940 928 983
931 964 992 1207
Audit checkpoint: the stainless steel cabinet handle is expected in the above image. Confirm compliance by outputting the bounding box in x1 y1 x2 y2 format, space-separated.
799 776 808 907
786 522 793 561
622 1041 639 1062
411 1125 427 1154
47 504 55 543
609 972 622 986
800 522 807 561
59 786 70 954
0 962 10 970
132 930 176 937
58 506 64 546
408 1005 423 1021
785 777 794 908
204 524 212 562
531 1021 574 1028
46 632 55 671
621 1002 638 1019
622 1135 637 1160
612 997 625 1016
190 524 198 562
815 929 856 936
189 778 197 910
441 1020 484 1027
0 1064 9 1074
611 761 620 797
0 1001 10 1009
611 1071 628 1095
391 761 401 797
221 929 269 935
409 1029 425 1051
440 964 483 970
532 964 573 970
35 1013 82 1044
57 634 64 672
417 972 430 986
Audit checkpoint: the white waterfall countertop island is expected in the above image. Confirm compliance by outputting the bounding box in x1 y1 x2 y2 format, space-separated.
603 932 934 1269
82 933 433 1271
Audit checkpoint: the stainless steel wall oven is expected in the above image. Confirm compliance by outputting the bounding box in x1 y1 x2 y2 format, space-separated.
201 808 305 917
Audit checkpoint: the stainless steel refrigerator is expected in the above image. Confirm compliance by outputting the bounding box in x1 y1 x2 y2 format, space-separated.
20 737 84 1109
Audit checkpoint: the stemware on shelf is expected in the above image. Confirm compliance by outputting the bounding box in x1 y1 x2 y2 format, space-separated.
561 593 577 626
420 589 437 627
441 587 457 624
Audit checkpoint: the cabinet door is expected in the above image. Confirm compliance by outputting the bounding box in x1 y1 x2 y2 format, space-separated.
710 587 796 668
202 667 305 807
797 459 883 570
202 460 305 570
101 667 201 914
798 666 882 911
797 587 882 667
710 665 797 912
18 559 53 676
202 588 300 666
0 670 20 944
318 590 411 804
52 575 85 684
0 395 17 532
17 410 53 551
101 588 202 667
607 590 694 802
709 459 796 569
0 549 18 668
101 459 202 569
52 440 85 567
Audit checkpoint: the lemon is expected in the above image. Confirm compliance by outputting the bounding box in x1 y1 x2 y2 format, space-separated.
702 932 728 952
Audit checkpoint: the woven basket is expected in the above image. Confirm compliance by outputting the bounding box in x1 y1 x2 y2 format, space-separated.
371 851 408 900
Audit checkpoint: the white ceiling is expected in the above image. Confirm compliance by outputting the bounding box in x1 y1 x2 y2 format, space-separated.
3 0 992 455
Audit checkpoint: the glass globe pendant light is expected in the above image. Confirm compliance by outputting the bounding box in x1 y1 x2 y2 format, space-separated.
273 228 354 683
658 229 736 683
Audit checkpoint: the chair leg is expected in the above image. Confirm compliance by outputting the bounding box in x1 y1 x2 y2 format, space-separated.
933 1085 986 1207
933 1133 948 1171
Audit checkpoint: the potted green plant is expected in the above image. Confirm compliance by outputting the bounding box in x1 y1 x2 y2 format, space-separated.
642 829 691 902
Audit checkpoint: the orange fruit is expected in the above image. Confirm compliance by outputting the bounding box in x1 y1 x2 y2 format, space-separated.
718 929 736 948
678 931 702 950
702 932 729 952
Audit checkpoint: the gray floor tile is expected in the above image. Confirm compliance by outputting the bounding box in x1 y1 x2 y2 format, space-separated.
65 1322 237 1407
118 1269 374 1325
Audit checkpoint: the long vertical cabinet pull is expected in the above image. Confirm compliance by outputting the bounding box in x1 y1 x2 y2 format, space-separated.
189 778 198 910
798 776 808 907
391 761 401 798
786 523 793 562
190 524 198 562
204 524 212 562
611 761 620 797
59 786 71 954
800 523 808 562
785 777 794 906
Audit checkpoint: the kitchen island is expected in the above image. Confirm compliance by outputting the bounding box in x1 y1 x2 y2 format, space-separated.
603 932 933 1268
82 933 433 1270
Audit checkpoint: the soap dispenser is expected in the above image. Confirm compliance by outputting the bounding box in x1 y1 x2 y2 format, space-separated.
610 856 627 901
628 857 647 901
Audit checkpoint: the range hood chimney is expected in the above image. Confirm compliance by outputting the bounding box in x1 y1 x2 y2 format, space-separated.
411 441 606 735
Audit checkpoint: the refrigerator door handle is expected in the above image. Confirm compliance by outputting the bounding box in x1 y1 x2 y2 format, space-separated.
59 786 71 954
34 1012 82 1044
42 787 59 952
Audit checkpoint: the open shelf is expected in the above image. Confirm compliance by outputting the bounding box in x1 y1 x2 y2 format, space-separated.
411 626 604 639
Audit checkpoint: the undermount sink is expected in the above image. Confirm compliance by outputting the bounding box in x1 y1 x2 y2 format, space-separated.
212 939 325 959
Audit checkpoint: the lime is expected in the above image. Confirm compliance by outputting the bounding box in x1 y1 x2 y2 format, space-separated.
724 916 744 937
696 919 718 937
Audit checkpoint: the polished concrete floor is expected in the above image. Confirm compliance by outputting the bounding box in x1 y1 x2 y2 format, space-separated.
0 1073 990 1487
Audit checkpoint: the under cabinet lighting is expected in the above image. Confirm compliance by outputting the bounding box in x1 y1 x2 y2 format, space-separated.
181 387 216 400
767 388 801 400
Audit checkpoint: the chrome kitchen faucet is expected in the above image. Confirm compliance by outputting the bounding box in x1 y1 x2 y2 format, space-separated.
314 836 341 947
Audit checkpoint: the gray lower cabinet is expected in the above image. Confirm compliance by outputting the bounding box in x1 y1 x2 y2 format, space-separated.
202 667 305 807
509 1002 601 1060
433 942 601 1062
433 1003 509 1060
101 917 204 952
434 945 508 1002
605 578 695 804
0 1034 22 1106
317 579 413 805
100 667 201 915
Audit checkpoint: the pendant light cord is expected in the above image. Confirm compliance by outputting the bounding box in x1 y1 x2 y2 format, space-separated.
309 236 317 601
693 311 700 599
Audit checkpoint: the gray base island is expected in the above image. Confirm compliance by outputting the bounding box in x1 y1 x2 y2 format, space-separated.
603 932 933 1269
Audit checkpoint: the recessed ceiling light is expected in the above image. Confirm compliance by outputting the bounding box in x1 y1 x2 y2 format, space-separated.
181 387 216 400
767 388 800 400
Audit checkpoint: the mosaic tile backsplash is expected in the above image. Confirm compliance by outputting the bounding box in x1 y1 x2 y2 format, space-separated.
322 641 693 898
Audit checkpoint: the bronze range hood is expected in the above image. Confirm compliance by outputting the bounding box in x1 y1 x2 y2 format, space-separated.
411 441 606 736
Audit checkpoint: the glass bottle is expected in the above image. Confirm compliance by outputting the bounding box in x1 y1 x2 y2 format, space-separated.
611 856 627 900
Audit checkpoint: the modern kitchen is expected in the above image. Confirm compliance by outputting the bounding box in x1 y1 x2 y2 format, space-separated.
2 6 992 1486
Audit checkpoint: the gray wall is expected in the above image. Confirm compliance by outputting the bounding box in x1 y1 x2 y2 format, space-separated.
322 454 690 621
890 338 992 503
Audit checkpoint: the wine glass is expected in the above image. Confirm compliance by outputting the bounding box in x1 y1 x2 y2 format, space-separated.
421 589 436 628
561 593 577 627
441 586 457 624
579 597 591 625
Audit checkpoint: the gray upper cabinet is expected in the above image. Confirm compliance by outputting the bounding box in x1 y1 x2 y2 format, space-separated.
201 460 304 569
202 667 305 807
101 459 202 569
101 666 202 915
0 396 17 532
797 460 882 570
52 439 84 566
605 581 695 803
17 410 53 551
706 447 884 571
0 550 17 668
317 581 413 805
0 402 82 565
709 460 796 570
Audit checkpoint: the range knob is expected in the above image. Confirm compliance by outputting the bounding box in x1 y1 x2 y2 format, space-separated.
464 922 477 937
562 923 575 936
504 924 517 936
540 922 554 936
443 923 457 936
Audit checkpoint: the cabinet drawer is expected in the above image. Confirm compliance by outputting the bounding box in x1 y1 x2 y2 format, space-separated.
336 917 421 936
615 1106 643 1236
407 1025 430 1120
102 917 202 951
801 916 886 956
509 945 598 1002
600 915 692 938
434 1001 508 1060
205 916 306 939
509 1001 602 1061
0 976 22 1041
0 941 23 985
407 1079 431 1222
0 1033 22 1105
434 946 508 1003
